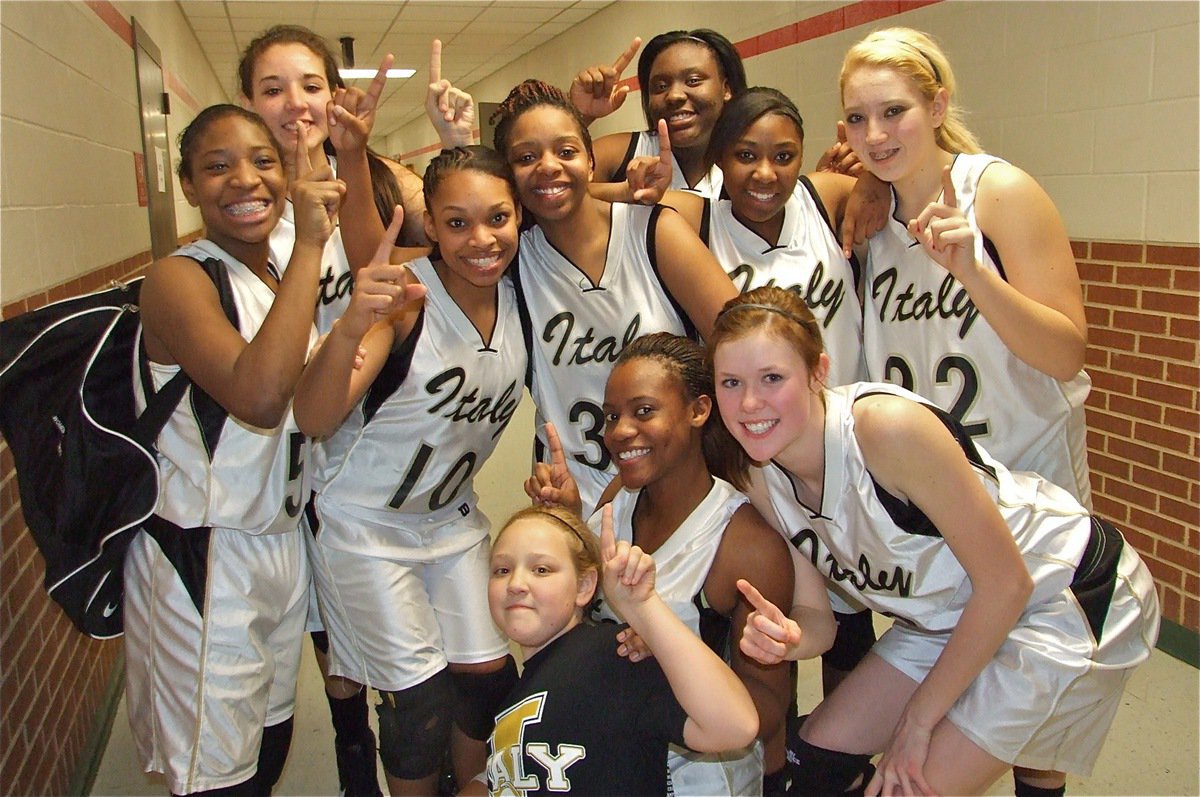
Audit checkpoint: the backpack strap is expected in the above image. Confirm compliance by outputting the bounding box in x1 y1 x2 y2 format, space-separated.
130 256 239 451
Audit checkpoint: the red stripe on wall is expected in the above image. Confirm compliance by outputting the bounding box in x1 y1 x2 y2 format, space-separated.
397 0 942 161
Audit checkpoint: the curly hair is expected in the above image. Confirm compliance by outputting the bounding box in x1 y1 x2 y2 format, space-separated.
489 79 593 160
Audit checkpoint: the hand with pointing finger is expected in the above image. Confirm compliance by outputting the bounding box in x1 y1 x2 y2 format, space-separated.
328 54 392 156
599 504 656 616
338 206 427 341
289 120 346 249
426 39 476 148
816 121 863 177
736 578 803 665
570 37 641 124
907 164 976 281
625 118 674 204
523 422 582 516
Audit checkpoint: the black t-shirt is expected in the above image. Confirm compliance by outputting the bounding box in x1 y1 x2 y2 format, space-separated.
486 622 689 795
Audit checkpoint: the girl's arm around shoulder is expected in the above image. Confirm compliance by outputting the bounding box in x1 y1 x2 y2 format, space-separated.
652 206 738 339
961 161 1087 379
597 507 758 754
590 130 636 185
852 393 1032 728
139 247 319 430
659 190 705 234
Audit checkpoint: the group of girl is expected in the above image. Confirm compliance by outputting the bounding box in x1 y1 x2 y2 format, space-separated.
122 17 1159 797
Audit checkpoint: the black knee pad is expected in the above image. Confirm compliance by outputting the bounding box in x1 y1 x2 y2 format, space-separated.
450 656 518 741
822 609 876 673
1014 779 1066 797
376 669 454 780
310 629 330 655
787 733 875 796
250 716 294 795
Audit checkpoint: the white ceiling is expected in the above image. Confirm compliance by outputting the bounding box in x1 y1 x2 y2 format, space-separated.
178 0 612 143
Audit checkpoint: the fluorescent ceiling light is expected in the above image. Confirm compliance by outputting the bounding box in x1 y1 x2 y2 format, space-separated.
339 68 416 79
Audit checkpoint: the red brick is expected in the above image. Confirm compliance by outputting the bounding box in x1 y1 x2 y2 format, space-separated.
1170 317 1199 339
1166 361 1199 386
1106 479 1158 508
1 299 28 320
1145 244 1200 268
1135 379 1195 409
1090 327 1136 351
844 0 901 29
1131 464 1191 500
1088 451 1131 480
1183 597 1199 633
1086 408 1133 436
1160 495 1199 526
1083 305 1111 327
1159 586 1181 623
1129 507 1183 542
1108 393 1164 423
1174 269 1199 292
25 292 48 311
1158 540 1200 572
1091 241 1144 263
734 36 759 59
1114 309 1169 334
1141 289 1198 315
1116 265 1171 288
1086 284 1138 308
756 23 798 55
1163 408 1199 437
1117 521 1153 553
795 7 845 42
1088 369 1134 394
1084 348 1110 369
1078 261 1113 283
1145 556 1183 588
1071 240 1090 259
1163 451 1200 481
1111 351 1165 379
1106 437 1162 467
1133 421 1192 451
1138 335 1197 362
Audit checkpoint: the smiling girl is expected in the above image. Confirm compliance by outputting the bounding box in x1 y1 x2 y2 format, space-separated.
841 28 1092 510
489 79 738 516
708 287 1159 797
293 145 526 797
123 105 348 795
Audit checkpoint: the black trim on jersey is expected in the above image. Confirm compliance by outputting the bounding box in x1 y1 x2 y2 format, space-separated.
1070 517 1124 643
610 132 642 182
693 590 732 657
363 310 424 424
142 514 212 616
854 391 998 536
304 493 320 540
772 460 828 521
982 234 1007 282
509 254 535 390
800 175 837 239
180 257 239 461
699 197 712 246
647 204 698 340
541 205 613 292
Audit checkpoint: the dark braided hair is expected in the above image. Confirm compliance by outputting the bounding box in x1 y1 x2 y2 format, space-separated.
612 332 745 487
489 79 593 161
423 145 517 207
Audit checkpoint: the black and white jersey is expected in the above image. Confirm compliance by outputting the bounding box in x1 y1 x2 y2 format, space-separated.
269 156 354 334
312 258 525 560
515 203 689 515
615 130 724 198
758 382 1093 633
138 238 316 536
706 177 865 386
862 153 1091 505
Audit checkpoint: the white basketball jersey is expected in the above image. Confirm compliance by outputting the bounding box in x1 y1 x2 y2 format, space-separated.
515 203 688 515
590 479 762 797
139 238 316 535
269 155 353 334
862 152 1091 506
705 177 865 386
312 258 526 560
626 130 724 198
758 383 1092 634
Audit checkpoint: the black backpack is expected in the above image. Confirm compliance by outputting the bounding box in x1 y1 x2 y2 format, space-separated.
0 257 238 638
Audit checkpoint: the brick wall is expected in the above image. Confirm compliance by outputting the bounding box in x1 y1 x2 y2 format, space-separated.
1 245 164 796
1077 240 1200 631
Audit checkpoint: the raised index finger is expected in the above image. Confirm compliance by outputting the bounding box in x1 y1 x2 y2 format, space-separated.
364 53 394 110
656 118 671 162
375 205 405 263
429 39 442 84
736 578 783 620
940 164 957 209
291 120 311 181
544 422 567 470
599 504 616 561
612 36 641 74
